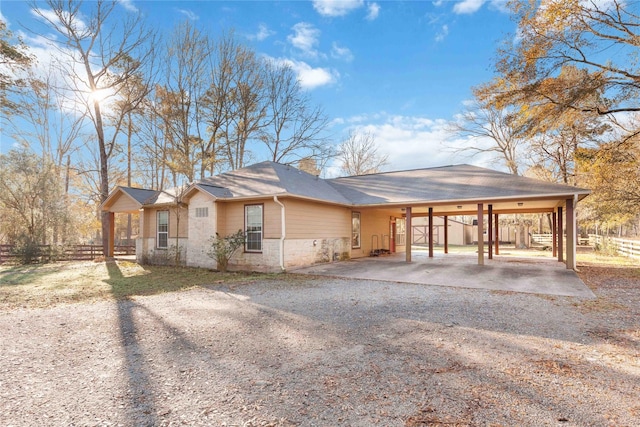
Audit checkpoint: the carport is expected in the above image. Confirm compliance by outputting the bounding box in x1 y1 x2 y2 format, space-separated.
329 165 590 271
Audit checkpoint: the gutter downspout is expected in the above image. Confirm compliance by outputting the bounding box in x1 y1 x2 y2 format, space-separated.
274 196 286 271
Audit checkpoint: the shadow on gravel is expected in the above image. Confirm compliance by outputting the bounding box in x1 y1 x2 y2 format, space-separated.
106 261 158 425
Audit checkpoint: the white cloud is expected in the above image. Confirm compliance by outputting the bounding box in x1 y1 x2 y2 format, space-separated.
435 24 449 42
366 3 381 21
271 57 338 89
250 23 275 41
288 22 321 58
453 0 486 14
313 0 364 17
331 42 354 62
119 0 138 12
488 0 510 13
177 9 199 21
328 114 503 174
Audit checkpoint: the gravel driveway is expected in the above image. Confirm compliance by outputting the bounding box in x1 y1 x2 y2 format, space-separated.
1 271 638 426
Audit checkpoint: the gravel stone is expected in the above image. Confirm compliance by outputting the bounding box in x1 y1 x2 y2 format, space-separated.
1 269 638 426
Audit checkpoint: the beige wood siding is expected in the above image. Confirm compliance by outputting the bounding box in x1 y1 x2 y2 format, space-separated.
142 206 188 239
218 199 281 238
109 192 141 213
353 209 395 258
283 199 351 239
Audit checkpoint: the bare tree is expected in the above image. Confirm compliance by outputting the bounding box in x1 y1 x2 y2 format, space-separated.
261 60 330 165
158 20 213 184
220 40 267 170
448 98 524 175
8 65 85 244
136 89 170 190
338 130 388 176
31 0 155 256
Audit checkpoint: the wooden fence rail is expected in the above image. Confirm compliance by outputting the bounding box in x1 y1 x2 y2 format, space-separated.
531 234 591 246
588 235 640 259
0 244 135 264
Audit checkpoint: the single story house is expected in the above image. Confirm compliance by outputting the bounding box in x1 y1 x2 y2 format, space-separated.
101 161 590 271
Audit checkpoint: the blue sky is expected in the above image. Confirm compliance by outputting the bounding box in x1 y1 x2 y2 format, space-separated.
1 0 516 174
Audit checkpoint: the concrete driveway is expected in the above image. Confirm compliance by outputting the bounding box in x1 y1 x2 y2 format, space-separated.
293 251 595 298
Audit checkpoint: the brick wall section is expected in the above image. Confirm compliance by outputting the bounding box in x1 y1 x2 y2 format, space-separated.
186 192 216 268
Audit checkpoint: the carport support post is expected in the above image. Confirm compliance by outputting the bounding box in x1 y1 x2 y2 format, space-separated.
566 197 576 270
557 207 564 263
108 211 115 258
444 215 449 254
477 203 484 265
494 213 499 255
552 212 557 258
488 204 493 260
405 207 412 263
428 207 434 258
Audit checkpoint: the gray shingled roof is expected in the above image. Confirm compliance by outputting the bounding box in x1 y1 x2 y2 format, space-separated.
197 161 351 204
113 186 190 207
118 187 160 205
141 186 187 206
127 162 588 209
327 164 589 206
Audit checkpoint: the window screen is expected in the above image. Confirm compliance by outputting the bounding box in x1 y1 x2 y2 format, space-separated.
157 211 169 248
245 205 263 252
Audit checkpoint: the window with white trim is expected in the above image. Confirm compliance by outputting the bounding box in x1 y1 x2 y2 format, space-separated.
245 204 263 252
157 210 169 249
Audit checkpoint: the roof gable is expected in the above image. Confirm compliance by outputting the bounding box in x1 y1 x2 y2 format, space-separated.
197 161 351 204
101 186 159 212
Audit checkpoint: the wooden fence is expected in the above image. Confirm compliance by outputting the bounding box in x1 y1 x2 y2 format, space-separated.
531 233 591 246
588 235 640 259
0 244 135 264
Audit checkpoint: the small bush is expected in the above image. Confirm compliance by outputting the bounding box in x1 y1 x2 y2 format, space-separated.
207 230 245 272
594 238 619 257
11 235 43 265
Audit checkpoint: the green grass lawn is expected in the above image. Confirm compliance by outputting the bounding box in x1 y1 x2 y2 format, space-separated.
1 248 637 310
0 260 275 309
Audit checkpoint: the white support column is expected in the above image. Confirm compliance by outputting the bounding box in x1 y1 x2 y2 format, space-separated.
405 207 412 263
477 203 484 266
566 196 577 270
